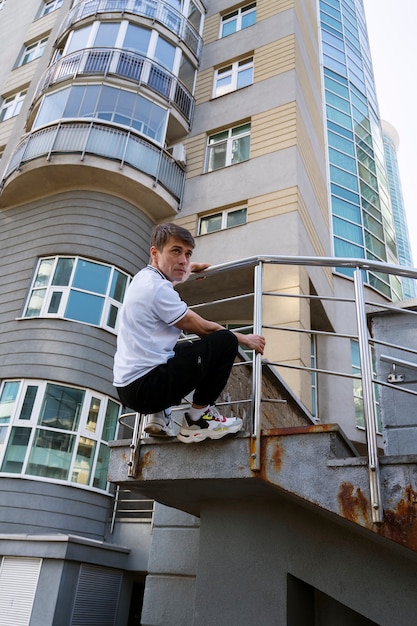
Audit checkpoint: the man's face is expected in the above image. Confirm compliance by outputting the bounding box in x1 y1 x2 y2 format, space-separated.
150 236 193 283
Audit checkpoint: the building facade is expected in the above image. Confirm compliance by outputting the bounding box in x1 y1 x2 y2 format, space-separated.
0 1 416 625
381 119 416 299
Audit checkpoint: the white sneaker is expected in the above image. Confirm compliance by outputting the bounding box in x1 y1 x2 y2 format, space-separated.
144 409 175 437
177 406 242 444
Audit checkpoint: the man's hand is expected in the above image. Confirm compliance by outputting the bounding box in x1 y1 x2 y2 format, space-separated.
236 333 266 355
190 262 210 274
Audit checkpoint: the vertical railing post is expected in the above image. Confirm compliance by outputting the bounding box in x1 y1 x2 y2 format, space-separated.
353 267 383 523
250 261 263 471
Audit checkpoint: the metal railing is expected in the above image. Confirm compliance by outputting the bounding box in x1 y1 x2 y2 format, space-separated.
34 48 194 124
1 120 185 202
119 255 417 524
58 0 203 59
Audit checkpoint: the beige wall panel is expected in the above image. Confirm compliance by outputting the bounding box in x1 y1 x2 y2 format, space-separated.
251 104 296 158
3 63 38 95
248 188 298 222
295 43 323 142
258 0 294 20
0 118 17 148
194 68 213 105
173 214 197 235
297 113 328 218
255 36 295 83
25 14 56 41
183 134 206 178
202 13 220 46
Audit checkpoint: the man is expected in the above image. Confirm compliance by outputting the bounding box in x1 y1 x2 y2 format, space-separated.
113 222 265 443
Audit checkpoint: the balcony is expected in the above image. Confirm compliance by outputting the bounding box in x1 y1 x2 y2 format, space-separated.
0 120 185 214
58 0 203 60
34 48 194 127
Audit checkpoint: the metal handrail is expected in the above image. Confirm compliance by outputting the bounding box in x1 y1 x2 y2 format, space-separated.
0 119 185 201
118 255 417 524
183 254 417 523
33 48 194 123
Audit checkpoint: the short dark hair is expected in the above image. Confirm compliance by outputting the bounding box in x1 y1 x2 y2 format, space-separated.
150 223 195 251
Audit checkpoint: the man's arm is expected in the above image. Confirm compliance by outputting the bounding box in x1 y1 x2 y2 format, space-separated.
175 310 265 355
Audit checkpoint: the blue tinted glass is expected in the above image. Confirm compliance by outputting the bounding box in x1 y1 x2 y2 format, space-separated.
332 196 361 222
331 183 359 204
329 148 356 173
73 260 110 294
334 237 364 258
65 291 104 324
326 105 352 129
325 76 349 98
333 216 363 244
326 91 350 113
327 121 353 139
327 131 355 155
330 165 358 191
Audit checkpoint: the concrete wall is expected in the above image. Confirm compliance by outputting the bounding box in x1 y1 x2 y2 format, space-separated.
142 497 417 625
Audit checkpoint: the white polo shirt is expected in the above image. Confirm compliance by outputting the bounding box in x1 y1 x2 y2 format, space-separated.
113 265 188 387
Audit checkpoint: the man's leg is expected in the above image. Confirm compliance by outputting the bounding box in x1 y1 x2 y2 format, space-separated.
117 330 238 414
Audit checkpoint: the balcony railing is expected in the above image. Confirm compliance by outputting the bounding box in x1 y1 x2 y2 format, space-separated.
120 255 417 524
34 48 194 125
58 0 203 59
1 120 185 202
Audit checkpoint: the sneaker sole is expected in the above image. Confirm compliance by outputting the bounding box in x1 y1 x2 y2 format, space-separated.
177 423 242 444
144 425 175 437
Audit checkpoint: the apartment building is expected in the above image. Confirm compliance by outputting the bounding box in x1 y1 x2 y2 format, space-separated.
1 0 417 624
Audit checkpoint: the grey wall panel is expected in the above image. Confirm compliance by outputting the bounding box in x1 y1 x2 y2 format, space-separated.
0 477 112 540
0 191 154 396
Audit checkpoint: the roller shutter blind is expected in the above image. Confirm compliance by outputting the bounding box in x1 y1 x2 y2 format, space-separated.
0 557 42 626
70 564 123 626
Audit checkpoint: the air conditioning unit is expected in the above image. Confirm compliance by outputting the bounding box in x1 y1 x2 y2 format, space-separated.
172 143 186 165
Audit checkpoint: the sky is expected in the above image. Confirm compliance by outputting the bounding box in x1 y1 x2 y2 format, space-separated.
363 0 417 264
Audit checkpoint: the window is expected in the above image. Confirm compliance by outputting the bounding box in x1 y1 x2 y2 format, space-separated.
34 84 168 144
23 256 131 333
40 0 63 16
19 37 48 66
0 379 120 490
199 207 247 235
206 123 251 172
214 57 253 97
220 3 256 38
0 91 26 122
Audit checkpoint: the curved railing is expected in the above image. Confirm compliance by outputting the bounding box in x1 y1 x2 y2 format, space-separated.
1 120 185 202
58 0 203 59
34 48 194 124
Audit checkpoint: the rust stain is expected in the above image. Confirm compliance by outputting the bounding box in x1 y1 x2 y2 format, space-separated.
263 424 339 437
338 482 372 526
378 485 417 552
136 449 153 477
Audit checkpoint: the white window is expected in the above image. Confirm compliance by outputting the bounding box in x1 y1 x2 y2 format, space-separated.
199 207 247 235
0 379 121 490
220 3 256 38
40 0 63 16
214 57 253 97
206 123 251 172
23 256 131 333
0 91 27 122
19 37 48 66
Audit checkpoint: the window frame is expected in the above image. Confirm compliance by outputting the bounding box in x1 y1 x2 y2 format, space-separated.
198 206 247 235
220 2 256 38
39 0 63 17
213 57 254 98
22 255 131 334
0 91 27 122
0 379 121 491
19 37 49 66
206 122 251 172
